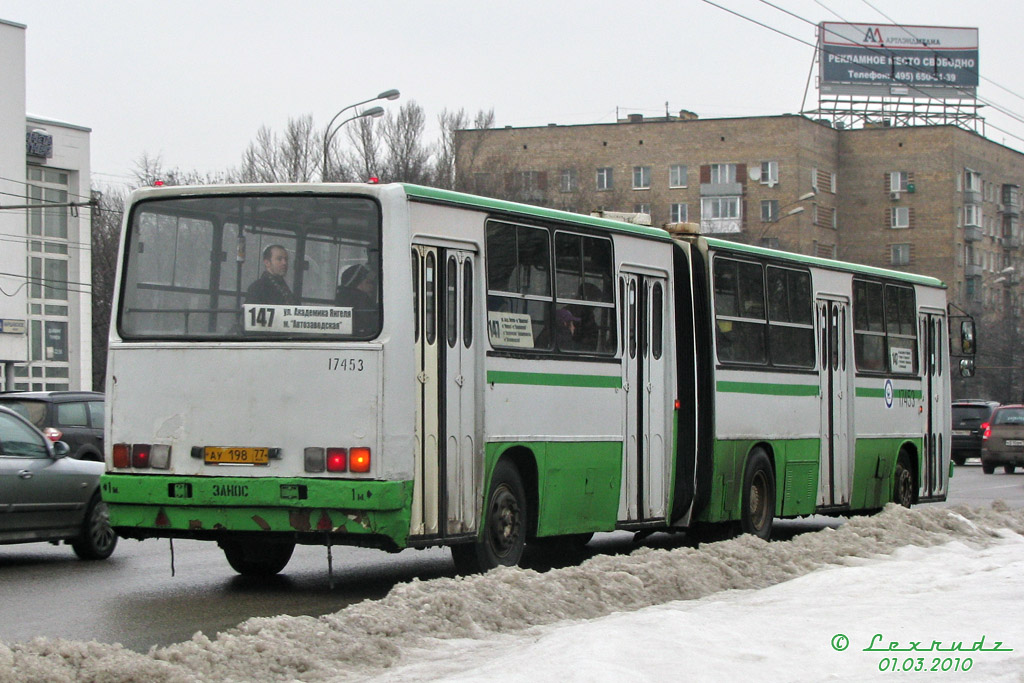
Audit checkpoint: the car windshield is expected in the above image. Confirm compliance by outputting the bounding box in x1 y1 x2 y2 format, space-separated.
993 408 1024 426
119 194 382 340
0 400 47 428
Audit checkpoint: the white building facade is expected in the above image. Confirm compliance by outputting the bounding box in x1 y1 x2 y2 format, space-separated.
1 19 92 391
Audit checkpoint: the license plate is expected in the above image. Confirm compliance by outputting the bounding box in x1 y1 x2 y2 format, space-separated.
1005 440 1024 448
952 429 971 436
204 447 270 465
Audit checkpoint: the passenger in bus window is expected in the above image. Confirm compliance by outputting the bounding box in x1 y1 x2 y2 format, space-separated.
336 263 377 335
554 307 581 350
246 245 298 305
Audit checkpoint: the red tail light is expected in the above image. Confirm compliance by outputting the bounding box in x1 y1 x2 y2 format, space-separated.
326 448 348 472
131 444 151 468
44 427 62 442
981 422 992 441
350 447 371 473
112 443 130 468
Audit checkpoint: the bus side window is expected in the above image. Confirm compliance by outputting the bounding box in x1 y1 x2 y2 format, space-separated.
463 259 473 349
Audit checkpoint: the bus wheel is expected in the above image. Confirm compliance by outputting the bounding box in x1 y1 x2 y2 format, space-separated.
1004 465 1016 474
452 460 527 574
893 451 915 508
740 449 774 540
220 538 295 576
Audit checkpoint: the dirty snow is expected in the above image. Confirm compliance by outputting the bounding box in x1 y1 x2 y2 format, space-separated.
2 503 1023 682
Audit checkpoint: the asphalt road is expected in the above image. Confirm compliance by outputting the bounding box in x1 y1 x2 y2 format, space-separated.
0 461 1019 653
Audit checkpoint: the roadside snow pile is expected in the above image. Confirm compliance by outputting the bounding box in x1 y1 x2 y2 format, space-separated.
2 503 1022 682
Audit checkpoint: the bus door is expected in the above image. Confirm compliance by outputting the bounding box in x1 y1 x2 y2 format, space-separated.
412 245 479 538
817 297 851 508
620 272 670 522
920 311 946 497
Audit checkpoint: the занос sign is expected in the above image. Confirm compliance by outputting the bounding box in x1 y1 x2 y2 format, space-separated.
819 23 978 98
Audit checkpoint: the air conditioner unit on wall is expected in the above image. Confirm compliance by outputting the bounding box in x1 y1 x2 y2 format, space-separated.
889 191 901 200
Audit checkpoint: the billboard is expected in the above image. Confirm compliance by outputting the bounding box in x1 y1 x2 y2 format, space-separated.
819 23 978 98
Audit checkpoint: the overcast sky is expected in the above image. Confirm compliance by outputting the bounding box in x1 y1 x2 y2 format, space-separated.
5 1 1024 188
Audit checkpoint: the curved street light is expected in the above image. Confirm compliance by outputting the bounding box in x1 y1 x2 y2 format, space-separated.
322 89 400 181
757 191 817 242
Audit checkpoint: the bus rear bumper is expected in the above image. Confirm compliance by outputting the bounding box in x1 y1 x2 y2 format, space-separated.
100 474 413 548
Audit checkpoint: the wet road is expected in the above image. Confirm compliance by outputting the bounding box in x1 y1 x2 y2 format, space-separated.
0 462 1019 652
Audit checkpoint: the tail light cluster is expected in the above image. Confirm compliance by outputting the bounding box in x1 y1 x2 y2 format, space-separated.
981 422 992 442
43 427 62 442
304 447 371 473
112 443 372 473
112 443 172 469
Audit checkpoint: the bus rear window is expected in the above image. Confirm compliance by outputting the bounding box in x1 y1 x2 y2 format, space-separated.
119 194 382 340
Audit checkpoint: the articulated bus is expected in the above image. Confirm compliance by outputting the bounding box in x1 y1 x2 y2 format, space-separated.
101 183 975 575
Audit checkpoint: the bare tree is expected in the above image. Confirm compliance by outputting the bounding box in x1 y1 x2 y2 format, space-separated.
380 102 431 184
90 188 125 390
344 115 383 182
236 115 322 183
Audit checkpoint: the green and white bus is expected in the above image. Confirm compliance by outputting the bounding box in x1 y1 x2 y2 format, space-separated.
101 183 974 575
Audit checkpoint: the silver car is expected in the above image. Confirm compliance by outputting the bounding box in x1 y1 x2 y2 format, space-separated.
0 405 116 559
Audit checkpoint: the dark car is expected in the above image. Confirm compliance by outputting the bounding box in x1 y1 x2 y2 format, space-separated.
0 405 116 559
0 391 104 462
951 400 1000 466
981 405 1024 474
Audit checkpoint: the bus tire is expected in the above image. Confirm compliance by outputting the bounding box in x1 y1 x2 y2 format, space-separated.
220 538 295 576
451 459 527 574
740 448 774 540
71 494 118 560
893 450 915 508
1004 465 1016 474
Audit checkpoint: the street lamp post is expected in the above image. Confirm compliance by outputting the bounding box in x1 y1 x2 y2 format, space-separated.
322 89 400 181
757 191 816 244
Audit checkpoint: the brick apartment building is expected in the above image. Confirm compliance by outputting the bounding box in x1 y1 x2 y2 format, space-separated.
455 113 1024 399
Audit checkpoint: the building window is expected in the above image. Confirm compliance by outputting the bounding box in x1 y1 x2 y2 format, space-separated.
964 204 981 227
670 203 688 223
632 166 651 190
669 164 687 188
831 172 838 193
831 207 838 229
760 161 779 186
596 167 613 191
811 167 818 192
965 169 981 193
560 169 578 193
634 203 651 216
891 206 910 229
891 244 911 266
761 200 779 222
890 171 909 192
701 197 742 234
710 163 736 185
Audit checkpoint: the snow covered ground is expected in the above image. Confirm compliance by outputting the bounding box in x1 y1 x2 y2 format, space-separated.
2 503 1023 682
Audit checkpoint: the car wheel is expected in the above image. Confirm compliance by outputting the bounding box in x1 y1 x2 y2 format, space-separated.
982 463 995 474
893 450 915 508
740 448 774 540
220 538 295 576
71 495 118 560
952 453 966 466
452 459 527 574
1004 465 1016 474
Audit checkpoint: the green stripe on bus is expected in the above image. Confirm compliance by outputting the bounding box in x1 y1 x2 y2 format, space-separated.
487 370 622 388
855 387 924 399
716 380 819 396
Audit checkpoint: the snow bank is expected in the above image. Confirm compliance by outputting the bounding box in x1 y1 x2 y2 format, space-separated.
2 503 1022 682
